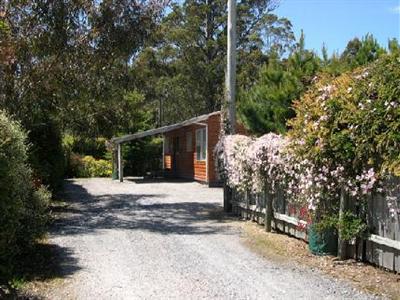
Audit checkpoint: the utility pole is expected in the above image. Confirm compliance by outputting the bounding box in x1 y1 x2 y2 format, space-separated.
226 0 236 134
223 0 237 213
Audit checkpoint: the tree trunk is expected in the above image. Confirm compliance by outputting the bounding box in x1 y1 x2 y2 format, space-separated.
223 181 232 213
265 184 273 232
338 186 349 259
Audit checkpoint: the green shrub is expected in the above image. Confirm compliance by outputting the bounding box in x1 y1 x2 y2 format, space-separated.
0 111 50 280
288 53 400 233
123 136 162 176
315 211 367 241
69 153 112 178
62 134 108 158
63 134 110 178
289 52 400 182
28 119 65 192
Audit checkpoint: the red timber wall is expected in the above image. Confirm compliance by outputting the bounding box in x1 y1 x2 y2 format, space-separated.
206 114 247 184
163 123 208 182
163 113 247 185
206 114 220 184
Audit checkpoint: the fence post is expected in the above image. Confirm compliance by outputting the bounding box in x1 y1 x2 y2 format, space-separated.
244 189 249 219
223 180 232 213
256 193 261 223
338 186 349 259
264 183 273 232
281 185 286 233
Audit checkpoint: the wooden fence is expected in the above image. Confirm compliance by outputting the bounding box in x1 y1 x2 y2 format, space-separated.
226 178 400 273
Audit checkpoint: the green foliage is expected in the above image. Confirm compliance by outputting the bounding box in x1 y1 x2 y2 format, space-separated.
132 0 295 125
238 33 389 136
28 119 65 192
19 186 51 245
322 34 387 75
289 52 400 207
1 0 163 136
316 211 367 241
238 55 301 134
340 34 386 69
120 90 154 133
238 32 320 135
287 31 321 85
63 134 111 177
0 111 50 280
69 154 112 178
388 38 400 55
63 134 107 159
0 1 164 197
123 137 163 176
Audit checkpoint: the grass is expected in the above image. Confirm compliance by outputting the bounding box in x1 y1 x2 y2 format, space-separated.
239 220 400 300
0 238 71 299
0 200 80 299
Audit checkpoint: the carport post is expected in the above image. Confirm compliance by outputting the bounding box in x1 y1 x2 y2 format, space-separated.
118 143 123 182
112 148 118 180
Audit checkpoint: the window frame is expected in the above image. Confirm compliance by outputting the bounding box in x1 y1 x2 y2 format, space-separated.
195 128 207 161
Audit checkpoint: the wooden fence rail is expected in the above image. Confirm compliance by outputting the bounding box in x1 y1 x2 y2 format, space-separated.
226 178 400 273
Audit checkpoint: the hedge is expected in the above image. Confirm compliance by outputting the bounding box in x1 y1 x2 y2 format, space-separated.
0 111 50 280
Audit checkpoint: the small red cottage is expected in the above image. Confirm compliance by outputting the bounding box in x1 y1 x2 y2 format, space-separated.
112 111 245 186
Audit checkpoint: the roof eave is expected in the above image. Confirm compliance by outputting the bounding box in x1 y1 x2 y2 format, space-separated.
111 111 220 144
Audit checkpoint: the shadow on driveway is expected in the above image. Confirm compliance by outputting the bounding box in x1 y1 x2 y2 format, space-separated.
51 180 230 237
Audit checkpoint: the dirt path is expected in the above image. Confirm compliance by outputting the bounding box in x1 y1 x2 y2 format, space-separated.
45 178 376 299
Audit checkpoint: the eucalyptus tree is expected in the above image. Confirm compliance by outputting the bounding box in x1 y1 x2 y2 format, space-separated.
0 0 166 189
131 0 295 125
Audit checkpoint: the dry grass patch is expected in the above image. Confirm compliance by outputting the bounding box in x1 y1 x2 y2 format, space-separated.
240 221 400 300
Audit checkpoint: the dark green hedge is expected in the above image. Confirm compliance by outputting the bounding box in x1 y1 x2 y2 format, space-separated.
0 111 50 280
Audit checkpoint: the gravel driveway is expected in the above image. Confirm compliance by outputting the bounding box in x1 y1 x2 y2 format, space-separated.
47 178 375 300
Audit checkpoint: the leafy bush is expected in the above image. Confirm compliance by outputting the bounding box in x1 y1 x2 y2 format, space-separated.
123 136 163 176
238 57 301 135
63 134 108 159
69 153 112 178
0 111 50 279
63 134 112 178
315 211 367 241
28 119 65 192
217 53 400 226
289 53 400 204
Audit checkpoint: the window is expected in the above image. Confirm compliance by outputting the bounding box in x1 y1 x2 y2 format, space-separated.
195 128 207 161
186 131 193 152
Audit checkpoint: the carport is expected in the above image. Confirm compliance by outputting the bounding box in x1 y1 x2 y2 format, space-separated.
110 111 223 185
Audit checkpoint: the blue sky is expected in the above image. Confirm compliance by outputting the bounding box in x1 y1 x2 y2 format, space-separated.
275 0 400 55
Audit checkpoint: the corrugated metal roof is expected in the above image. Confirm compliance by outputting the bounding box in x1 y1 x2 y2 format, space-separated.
111 111 221 144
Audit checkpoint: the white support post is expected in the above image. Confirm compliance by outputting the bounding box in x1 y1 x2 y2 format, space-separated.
118 143 123 182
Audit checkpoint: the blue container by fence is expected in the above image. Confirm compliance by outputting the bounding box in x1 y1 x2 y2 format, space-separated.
308 224 338 256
